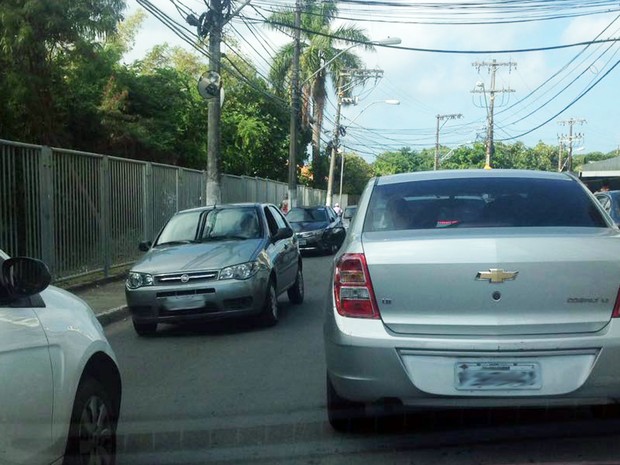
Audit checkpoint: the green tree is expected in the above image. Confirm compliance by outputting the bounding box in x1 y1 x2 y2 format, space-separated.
0 0 125 145
373 148 432 175
267 0 372 185
339 153 372 195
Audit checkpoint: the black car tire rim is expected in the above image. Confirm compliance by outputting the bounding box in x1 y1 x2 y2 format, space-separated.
78 395 114 464
66 378 117 465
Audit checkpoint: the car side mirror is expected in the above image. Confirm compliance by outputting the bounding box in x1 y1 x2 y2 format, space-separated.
1 257 51 298
139 241 152 252
273 227 294 242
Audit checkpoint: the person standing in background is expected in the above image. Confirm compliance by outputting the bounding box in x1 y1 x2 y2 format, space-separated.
280 196 289 214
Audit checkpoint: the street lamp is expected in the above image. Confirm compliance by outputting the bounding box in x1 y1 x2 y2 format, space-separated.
336 99 400 203
301 37 401 86
324 37 402 206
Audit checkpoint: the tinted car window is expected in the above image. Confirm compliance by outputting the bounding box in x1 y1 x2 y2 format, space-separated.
157 207 261 245
344 206 357 218
364 177 607 231
202 208 261 240
263 207 279 236
156 211 203 244
268 206 288 230
287 207 329 222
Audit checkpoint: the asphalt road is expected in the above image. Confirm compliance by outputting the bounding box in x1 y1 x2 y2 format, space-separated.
105 253 620 465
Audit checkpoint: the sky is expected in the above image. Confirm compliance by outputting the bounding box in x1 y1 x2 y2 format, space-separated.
126 1 620 163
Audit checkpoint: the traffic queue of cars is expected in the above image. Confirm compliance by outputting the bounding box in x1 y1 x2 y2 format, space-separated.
124 202 349 336
10 167 620 465
125 203 305 335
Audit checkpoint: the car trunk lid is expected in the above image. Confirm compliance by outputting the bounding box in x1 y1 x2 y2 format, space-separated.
362 228 620 336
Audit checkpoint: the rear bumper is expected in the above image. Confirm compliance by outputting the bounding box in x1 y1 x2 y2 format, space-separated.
324 304 620 408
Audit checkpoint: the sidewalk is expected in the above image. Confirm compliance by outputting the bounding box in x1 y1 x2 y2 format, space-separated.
69 278 130 326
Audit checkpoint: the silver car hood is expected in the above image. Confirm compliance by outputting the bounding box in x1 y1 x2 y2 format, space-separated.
132 240 264 274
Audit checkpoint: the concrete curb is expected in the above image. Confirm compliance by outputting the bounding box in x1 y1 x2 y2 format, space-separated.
96 305 130 327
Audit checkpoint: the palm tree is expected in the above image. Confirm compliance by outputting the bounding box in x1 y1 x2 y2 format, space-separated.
267 0 373 185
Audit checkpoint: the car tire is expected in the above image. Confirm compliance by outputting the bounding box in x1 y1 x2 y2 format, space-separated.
259 279 278 326
132 319 157 336
63 377 118 465
287 266 304 304
322 241 337 255
327 374 367 432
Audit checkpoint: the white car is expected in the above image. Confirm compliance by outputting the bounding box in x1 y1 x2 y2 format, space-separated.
0 250 122 464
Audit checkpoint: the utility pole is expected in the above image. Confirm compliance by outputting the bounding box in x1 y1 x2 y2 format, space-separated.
326 68 383 206
326 73 344 207
288 0 301 208
557 139 564 172
206 0 223 204
435 113 463 170
186 0 252 204
558 118 586 172
472 59 516 169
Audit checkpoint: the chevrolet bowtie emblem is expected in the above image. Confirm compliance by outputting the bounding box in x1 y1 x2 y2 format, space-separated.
476 268 518 284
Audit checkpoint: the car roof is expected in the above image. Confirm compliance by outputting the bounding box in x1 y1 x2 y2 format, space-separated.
177 203 268 214
375 169 576 186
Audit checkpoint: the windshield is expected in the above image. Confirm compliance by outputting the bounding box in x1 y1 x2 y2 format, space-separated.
155 211 203 245
155 207 261 245
364 176 607 231
287 207 328 223
201 207 261 240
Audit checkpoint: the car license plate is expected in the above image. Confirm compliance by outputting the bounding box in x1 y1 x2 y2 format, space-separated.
298 238 306 246
455 361 542 391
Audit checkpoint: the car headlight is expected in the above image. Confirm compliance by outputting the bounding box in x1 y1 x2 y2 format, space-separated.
219 261 260 280
126 272 154 289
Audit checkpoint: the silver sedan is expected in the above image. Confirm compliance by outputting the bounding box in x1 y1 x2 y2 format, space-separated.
126 203 304 335
324 169 620 431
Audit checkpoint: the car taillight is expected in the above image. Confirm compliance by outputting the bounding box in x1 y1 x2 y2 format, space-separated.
334 253 380 319
612 288 620 318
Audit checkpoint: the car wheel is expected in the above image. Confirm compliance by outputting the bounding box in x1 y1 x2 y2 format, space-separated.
287 266 304 304
132 319 157 336
259 279 278 326
327 374 367 432
64 377 118 465
322 241 337 255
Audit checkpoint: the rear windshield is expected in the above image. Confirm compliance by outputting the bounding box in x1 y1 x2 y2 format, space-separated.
364 177 607 232
287 208 328 222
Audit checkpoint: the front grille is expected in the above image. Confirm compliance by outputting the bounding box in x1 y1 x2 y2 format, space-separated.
159 303 219 316
156 288 215 298
223 296 253 310
155 271 218 285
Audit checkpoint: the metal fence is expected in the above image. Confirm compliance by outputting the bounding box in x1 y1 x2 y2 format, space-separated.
0 139 326 282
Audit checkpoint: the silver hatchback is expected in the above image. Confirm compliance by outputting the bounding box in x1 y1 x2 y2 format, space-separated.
324 169 620 431
126 203 304 335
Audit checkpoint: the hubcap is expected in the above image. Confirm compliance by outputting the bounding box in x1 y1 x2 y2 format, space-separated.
77 395 114 465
